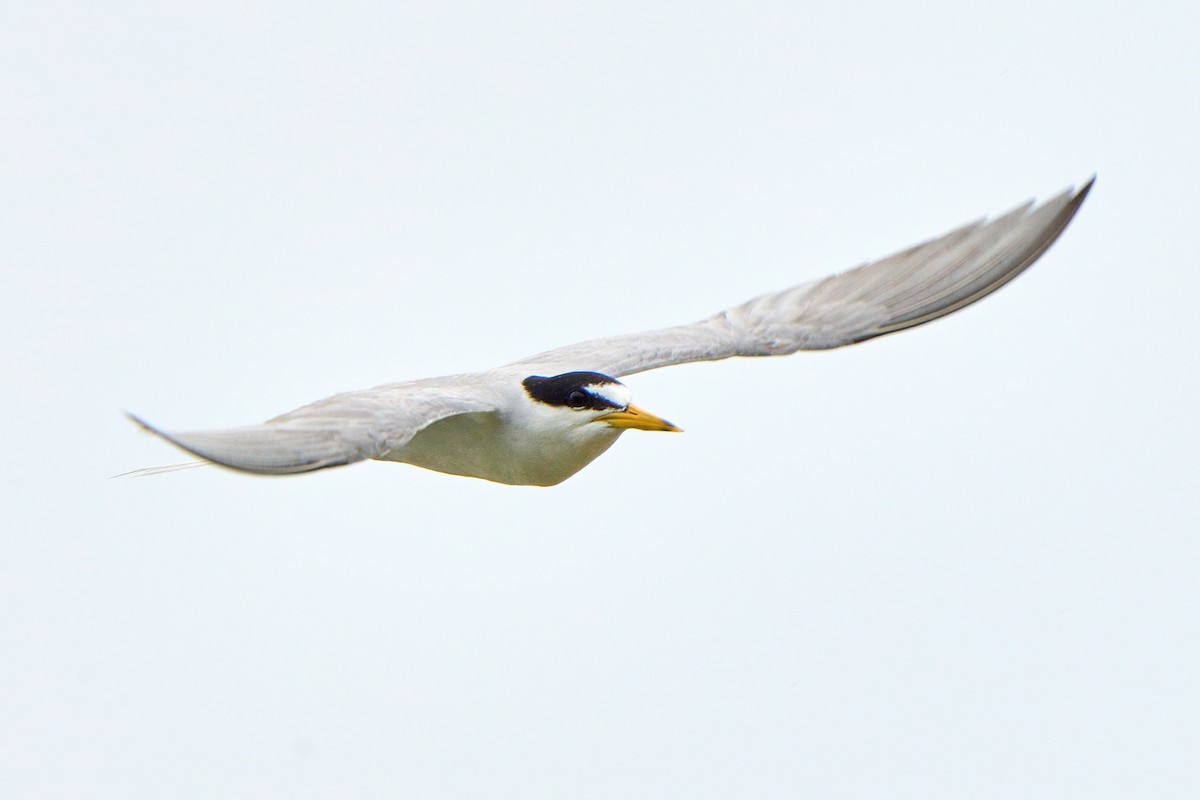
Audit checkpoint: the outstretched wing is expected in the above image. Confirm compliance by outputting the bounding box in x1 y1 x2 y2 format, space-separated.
511 179 1092 378
128 380 495 475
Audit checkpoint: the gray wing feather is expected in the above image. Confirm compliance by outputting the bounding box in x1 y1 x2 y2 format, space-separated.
512 179 1092 377
128 380 495 476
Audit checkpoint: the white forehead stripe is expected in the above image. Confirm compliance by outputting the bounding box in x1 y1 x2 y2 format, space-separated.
587 382 631 409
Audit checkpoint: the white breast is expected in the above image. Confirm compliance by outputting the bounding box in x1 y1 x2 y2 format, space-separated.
379 407 624 486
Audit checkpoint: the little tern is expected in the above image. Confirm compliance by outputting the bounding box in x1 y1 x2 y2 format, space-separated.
128 179 1092 485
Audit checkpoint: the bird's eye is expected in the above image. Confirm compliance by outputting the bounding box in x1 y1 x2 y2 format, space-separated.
567 390 588 409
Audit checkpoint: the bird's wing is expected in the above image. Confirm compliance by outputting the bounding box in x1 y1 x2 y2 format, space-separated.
128 380 495 475
510 179 1092 378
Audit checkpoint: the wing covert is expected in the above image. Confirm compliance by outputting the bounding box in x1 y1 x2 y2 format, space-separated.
511 179 1092 377
128 380 495 475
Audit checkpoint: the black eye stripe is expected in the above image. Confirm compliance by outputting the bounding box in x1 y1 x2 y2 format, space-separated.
523 372 625 411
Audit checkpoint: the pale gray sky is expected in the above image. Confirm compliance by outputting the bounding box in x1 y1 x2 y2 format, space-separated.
2 2 1197 797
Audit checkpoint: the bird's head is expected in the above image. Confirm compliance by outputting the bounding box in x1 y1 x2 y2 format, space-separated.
521 372 681 434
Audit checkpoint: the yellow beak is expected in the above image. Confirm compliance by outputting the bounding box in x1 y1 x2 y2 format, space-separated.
601 404 682 432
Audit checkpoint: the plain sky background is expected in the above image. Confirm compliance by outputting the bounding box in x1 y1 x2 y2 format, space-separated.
2 1 1197 797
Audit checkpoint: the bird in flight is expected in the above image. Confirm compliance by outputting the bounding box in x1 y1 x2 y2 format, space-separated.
128 179 1092 485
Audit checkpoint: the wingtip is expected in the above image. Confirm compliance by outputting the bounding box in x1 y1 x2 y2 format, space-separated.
119 412 205 478
1060 175 1096 222
126 411 154 432
1077 174 1097 199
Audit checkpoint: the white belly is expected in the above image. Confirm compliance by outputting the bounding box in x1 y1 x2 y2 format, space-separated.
378 411 623 486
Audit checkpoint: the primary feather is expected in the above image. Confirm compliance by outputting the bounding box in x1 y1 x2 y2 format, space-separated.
128 378 496 475
514 181 1091 376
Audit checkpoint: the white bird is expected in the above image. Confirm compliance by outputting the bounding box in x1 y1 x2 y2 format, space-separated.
128 179 1093 485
